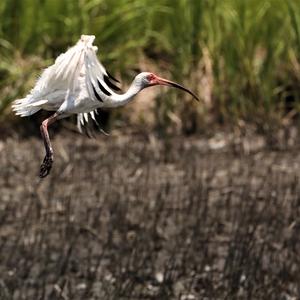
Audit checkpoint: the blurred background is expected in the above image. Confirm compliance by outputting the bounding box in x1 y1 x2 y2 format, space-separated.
1 1 300 299
1 0 300 133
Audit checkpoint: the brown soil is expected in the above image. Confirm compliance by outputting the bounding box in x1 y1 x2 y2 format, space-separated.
0 131 299 299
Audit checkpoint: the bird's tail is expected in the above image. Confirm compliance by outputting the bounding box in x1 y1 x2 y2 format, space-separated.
12 97 48 117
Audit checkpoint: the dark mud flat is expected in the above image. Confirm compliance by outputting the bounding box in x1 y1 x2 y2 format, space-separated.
0 132 299 299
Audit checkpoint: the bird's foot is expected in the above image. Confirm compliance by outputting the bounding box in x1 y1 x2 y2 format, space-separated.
39 155 53 178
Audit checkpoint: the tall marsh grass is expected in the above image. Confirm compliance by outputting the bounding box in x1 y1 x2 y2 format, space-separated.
1 0 300 130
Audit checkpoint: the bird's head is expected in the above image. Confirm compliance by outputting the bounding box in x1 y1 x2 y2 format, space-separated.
135 72 199 101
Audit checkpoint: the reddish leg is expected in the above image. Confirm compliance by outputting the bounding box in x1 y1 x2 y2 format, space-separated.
39 113 59 178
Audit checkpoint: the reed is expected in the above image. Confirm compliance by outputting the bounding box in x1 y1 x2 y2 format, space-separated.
0 0 299 129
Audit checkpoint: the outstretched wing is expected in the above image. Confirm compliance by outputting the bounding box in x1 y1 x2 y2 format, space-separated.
76 36 120 132
12 36 86 116
84 44 121 103
34 40 85 98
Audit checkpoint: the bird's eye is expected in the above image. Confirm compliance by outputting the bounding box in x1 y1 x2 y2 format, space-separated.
146 73 156 82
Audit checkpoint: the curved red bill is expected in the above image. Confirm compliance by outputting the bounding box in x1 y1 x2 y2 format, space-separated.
156 77 199 101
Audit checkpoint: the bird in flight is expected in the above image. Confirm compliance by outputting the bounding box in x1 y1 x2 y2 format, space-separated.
12 35 199 178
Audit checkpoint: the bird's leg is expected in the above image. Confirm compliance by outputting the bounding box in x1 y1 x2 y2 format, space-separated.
39 113 59 178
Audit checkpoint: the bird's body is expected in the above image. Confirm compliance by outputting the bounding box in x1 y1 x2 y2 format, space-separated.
12 35 198 178
14 36 123 118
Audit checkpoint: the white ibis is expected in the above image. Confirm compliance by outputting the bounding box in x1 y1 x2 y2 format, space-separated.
12 35 199 178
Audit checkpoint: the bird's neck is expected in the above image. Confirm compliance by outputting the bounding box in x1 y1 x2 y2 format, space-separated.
108 80 143 107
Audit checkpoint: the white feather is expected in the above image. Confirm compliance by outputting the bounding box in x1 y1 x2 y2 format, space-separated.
12 35 141 131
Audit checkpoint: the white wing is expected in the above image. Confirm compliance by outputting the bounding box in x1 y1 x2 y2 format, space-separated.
32 41 85 99
12 37 86 116
76 36 120 132
15 35 119 132
32 34 120 105
84 45 121 103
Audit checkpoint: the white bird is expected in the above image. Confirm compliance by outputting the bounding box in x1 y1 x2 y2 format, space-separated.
12 35 199 178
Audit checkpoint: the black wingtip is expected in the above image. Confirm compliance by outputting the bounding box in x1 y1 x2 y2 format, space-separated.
104 75 122 92
106 71 120 83
97 79 112 96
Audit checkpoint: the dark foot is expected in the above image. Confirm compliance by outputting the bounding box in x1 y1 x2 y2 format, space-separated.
39 155 53 178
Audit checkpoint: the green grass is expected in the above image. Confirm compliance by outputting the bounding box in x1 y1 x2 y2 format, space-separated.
1 0 300 130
